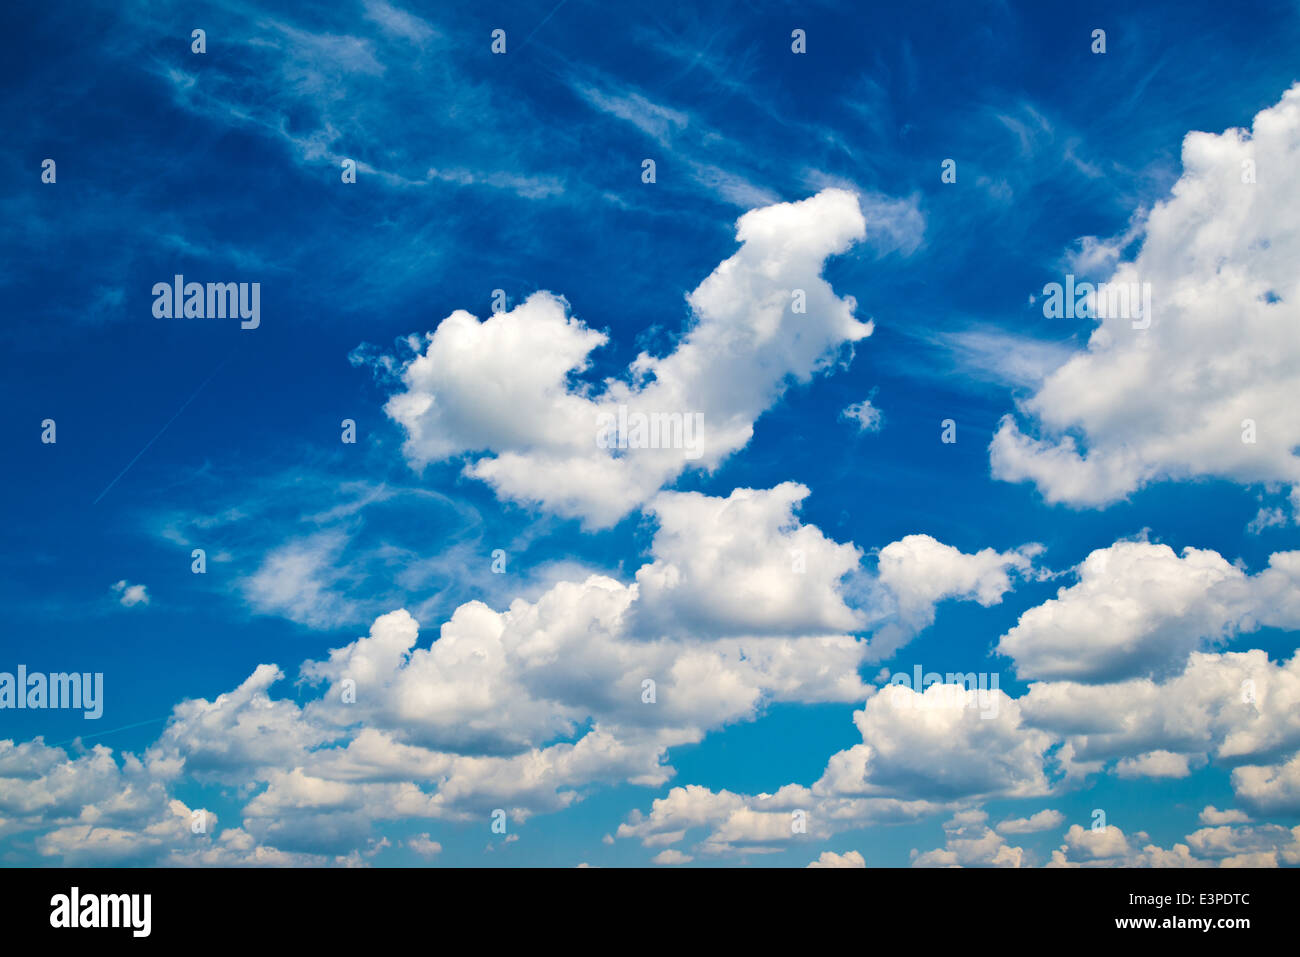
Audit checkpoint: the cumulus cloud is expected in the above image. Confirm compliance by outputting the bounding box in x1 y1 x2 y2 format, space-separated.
0 739 163 832
989 535 1300 815
992 85 1300 508
616 780 942 859
597 627 1300 863
651 848 693 866
0 738 330 866
912 810 1026 867
151 664 332 780
998 541 1300 682
7 463 1054 865
23 511 1298 866
405 832 441 863
297 577 871 773
1053 824 1134 864
1047 820 1300 868
631 483 867 638
807 849 866 868
1231 752 1300 815
1019 649 1300 782
1199 805 1250 826
379 189 873 527
868 534 1040 659
996 809 1064 835
1116 750 1202 779
1184 822 1300 865
817 684 1054 801
615 679 1055 861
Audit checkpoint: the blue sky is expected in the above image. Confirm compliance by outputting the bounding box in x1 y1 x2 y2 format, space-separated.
2 0 1299 867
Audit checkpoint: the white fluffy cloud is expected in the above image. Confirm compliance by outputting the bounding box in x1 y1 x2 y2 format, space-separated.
381 188 873 526
1019 649 1300 778
869 534 1039 659
996 809 1064 834
1199 805 1250 825
1116 750 1201 779
0 738 330 866
912 810 1026 867
1047 820 1300 868
616 780 944 859
583 523 1300 865
651 848 693 866
1231 752 1300 815
298 578 871 768
615 681 1048 862
7 467 1053 864
1047 825 1141 867
111 580 149 607
631 483 866 638
151 664 333 779
405 833 443 858
992 85 1300 509
1184 822 1300 864
807 849 866 867
998 541 1300 682
817 684 1054 801
25 512 1299 866
901 810 1300 868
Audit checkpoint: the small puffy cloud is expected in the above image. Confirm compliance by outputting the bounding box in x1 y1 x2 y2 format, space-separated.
1060 824 1131 862
807 849 866 868
1231 752 1300 816
912 811 1026 868
996 809 1064 835
406 833 442 858
111 580 149 607
1116 750 1201 779
651 848 693 866
840 398 884 433
992 85 1300 509
869 535 1039 659
1199 805 1251 826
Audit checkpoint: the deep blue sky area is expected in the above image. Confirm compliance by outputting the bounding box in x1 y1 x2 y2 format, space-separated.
1 0 1298 867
